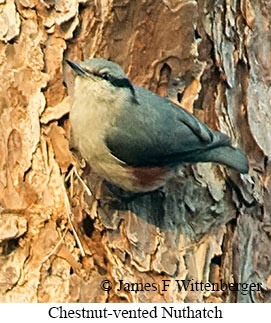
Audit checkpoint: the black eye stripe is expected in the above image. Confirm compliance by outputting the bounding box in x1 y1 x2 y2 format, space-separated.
87 70 138 103
110 77 133 91
91 71 111 81
92 71 103 78
91 72 132 91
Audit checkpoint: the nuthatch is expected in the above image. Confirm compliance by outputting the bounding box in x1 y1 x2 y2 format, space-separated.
66 58 249 193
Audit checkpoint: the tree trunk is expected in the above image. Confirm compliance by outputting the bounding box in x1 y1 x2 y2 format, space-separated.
0 0 270 303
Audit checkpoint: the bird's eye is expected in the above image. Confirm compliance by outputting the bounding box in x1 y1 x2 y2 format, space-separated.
101 72 110 80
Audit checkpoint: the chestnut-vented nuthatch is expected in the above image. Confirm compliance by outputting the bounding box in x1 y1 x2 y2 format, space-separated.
66 58 249 192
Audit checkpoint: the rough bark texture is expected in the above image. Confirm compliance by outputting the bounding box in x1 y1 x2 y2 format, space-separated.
0 0 270 303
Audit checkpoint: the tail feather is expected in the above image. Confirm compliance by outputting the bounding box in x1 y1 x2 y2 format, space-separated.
196 146 249 174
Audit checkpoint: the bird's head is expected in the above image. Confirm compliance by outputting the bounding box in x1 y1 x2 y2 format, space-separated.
66 58 137 102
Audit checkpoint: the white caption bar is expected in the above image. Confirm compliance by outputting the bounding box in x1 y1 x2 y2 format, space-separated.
1 303 268 322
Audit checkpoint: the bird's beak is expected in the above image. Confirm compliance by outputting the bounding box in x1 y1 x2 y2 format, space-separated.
66 59 86 76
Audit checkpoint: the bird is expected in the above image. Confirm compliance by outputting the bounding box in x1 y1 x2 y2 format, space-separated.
66 58 249 193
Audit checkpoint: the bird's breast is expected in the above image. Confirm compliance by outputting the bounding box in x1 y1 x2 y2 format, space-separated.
69 78 135 190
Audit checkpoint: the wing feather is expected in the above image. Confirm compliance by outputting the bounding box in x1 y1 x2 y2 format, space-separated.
105 86 230 167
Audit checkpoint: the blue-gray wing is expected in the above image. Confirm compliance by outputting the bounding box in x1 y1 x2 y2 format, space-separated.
105 86 231 167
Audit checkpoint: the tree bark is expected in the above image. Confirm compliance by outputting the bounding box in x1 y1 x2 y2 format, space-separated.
0 0 270 303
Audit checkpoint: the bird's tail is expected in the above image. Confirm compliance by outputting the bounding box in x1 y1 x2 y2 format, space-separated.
197 146 249 173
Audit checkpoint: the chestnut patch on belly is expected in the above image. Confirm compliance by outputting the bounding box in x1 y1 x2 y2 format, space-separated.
129 166 170 187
